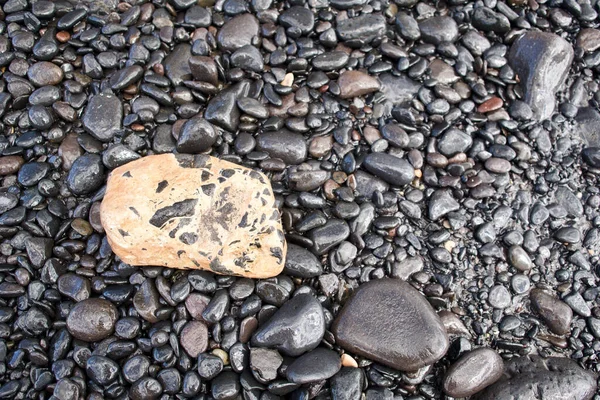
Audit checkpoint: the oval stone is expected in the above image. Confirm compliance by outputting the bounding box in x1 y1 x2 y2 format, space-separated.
332 279 449 371
443 348 504 398
66 298 118 342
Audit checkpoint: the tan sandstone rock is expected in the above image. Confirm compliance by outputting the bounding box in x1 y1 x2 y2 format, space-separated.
100 153 286 278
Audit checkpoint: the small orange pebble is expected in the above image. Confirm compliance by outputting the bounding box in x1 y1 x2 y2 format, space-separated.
341 353 358 368
56 31 70 43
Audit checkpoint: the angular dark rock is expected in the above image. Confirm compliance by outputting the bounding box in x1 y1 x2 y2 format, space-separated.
82 93 123 141
252 293 325 356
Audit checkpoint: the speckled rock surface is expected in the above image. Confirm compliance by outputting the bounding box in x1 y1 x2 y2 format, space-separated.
474 355 597 400
101 154 286 278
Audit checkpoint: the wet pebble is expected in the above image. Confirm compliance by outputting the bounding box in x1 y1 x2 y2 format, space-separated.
286 348 341 384
332 279 448 371
252 293 325 356
66 298 118 342
443 348 504 398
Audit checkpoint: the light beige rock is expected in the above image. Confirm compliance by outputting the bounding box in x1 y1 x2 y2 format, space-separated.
101 154 286 278
341 353 358 368
337 70 381 99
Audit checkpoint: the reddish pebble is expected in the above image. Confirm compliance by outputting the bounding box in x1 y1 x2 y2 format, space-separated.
152 63 164 75
477 97 503 113
180 321 209 358
56 31 70 43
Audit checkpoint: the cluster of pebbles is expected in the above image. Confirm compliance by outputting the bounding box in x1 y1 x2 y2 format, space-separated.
1 0 600 398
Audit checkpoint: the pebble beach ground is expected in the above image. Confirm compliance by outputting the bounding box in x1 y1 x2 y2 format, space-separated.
0 0 600 399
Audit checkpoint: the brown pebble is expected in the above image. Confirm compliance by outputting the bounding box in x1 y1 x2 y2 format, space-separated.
538 333 568 348
71 218 93 236
477 97 503 113
152 63 164 75
347 174 357 190
337 70 381 99
363 126 381 145
123 84 138 95
117 2 131 12
239 316 258 343
0 156 24 176
185 293 211 320
171 119 187 140
56 31 71 43
332 171 347 184
140 3 154 22
89 202 104 233
58 134 83 171
323 179 340 201
447 153 467 164
309 135 333 158
281 73 294 87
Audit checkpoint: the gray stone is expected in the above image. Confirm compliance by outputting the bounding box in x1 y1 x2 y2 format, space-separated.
217 14 259 52
576 107 600 147
419 16 458 44
363 153 414 187
332 279 449 371
429 190 459 220
530 289 573 335
508 32 574 120
443 348 504 398
256 130 307 165
286 348 341 384
82 93 123 141
252 293 325 356
474 356 597 400
163 44 192 86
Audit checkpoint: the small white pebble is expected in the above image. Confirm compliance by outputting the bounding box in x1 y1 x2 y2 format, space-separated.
212 348 229 365
281 73 294 87
444 240 456 252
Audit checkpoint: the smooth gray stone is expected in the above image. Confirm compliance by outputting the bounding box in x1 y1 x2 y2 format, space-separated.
508 32 574 121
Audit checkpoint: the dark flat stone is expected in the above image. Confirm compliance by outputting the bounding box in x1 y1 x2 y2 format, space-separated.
332 279 449 371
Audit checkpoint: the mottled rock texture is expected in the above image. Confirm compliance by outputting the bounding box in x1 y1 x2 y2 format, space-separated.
101 154 286 278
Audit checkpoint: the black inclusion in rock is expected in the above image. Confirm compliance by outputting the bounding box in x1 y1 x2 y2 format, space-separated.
149 199 198 228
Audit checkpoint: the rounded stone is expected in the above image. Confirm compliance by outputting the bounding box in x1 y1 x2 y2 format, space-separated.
27 61 64 86
332 279 449 371
180 321 208 358
443 348 504 398
66 298 118 342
